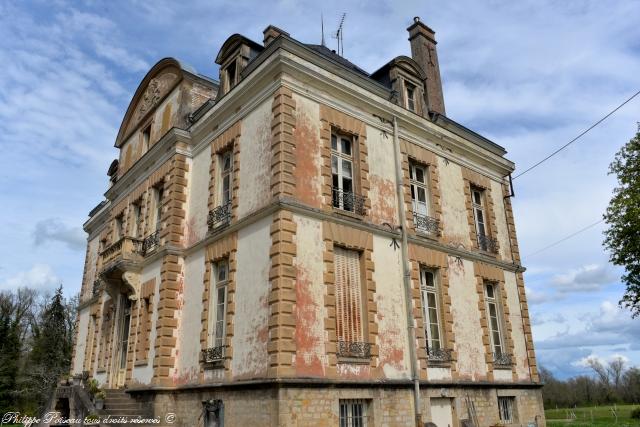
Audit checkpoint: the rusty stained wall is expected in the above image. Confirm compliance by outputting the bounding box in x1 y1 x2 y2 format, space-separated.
366 126 399 227
292 93 323 208
237 99 272 219
184 146 211 247
118 88 181 175
131 258 162 385
72 308 91 374
448 257 488 380
292 214 327 376
173 248 206 385
231 215 271 379
437 157 472 248
372 234 410 379
504 271 530 380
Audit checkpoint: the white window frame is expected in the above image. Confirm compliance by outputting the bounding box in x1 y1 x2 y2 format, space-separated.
410 162 430 220
208 259 229 350
498 396 516 423
219 150 233 206
339 399 369 427
331 132 355 211
484 282 504 356
420 268 442 351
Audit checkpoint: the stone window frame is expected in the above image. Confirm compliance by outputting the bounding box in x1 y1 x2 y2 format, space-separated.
319 105 371 219
400 140 443 238
208 121 241 224
322 221 378 372
207 257 230 351
462 168 499 255
474 262 517 380
199 233 237 377
419 267 444 355
408 244 456 377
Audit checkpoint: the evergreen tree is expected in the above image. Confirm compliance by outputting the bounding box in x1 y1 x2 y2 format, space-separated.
604 129 640 317
0 295 21 413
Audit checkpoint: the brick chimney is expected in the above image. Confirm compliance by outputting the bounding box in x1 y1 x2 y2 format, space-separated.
263 25 289 46
407 17 445 115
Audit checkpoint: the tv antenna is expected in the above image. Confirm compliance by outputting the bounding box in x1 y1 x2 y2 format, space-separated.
332 13 346 56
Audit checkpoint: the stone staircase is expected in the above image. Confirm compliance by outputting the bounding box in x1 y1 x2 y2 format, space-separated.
98 389 150 422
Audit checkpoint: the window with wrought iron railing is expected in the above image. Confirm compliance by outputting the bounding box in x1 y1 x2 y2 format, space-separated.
331 132 366 216
340 399 370 427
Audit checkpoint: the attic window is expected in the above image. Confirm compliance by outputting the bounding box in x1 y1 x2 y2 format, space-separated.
406 82 416 112
226 60 237 91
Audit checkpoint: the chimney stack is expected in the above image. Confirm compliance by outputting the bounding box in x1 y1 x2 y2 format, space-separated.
407 17 445 115
263 25 289 46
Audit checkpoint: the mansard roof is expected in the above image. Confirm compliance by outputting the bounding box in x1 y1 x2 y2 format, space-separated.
114 57 217 148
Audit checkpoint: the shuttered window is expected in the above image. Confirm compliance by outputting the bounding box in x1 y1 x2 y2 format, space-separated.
334 247 364 344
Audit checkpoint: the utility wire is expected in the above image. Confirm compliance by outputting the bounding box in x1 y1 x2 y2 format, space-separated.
524 219 604 258
513 89 640 179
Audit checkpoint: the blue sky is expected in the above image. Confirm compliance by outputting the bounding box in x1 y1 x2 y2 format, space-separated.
1 0 638 379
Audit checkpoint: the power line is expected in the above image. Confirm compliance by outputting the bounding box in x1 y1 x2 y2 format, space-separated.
524 219 604 258
513 89 640 179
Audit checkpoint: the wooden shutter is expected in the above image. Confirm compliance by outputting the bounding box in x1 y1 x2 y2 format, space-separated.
334 247 364 343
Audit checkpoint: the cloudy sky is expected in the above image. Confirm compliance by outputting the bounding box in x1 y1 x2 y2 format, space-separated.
1 0 638 378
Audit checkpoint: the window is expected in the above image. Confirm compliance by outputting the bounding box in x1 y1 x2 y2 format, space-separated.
226 60 237 91
130 202 141 238
220 150 233 205
410 162 433 232
420 269 442 352
485 282 504 357
334 247 365 352
471 187 488 250
406 82 416 112
142 124 151 151
154 186 164 232
340 399 368 427
498 396 516 423
209 259 229 351
332 132 355 211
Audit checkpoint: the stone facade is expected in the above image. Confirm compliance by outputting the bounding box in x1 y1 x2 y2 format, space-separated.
70 18 544 427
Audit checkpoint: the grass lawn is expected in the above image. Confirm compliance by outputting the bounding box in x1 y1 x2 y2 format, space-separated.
545 404 640 426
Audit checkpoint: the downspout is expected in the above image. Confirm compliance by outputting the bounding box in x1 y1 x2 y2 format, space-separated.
392 115 422 426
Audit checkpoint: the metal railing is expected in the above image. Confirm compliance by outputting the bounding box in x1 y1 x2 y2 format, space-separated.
477 233 499 253
427 347 452 363
332 187 366 216
207 201 232 231
337 340 371 359
413 212 440 235
202 345 226 363
493 351 513 367
142 230 160 254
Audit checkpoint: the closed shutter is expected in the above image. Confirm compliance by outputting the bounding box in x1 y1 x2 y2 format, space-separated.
334 247 363 343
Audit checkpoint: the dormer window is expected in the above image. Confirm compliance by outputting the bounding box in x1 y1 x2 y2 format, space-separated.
406 82 416 112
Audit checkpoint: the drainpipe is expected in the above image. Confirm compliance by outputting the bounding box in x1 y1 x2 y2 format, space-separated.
392 115 422 426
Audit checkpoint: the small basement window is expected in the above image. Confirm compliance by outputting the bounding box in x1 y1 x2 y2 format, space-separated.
340 399 369 427
498 396 516 423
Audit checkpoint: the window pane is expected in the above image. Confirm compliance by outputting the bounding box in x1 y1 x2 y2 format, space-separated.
343 178 353 194
332 155 338 174
417 187 426 202
332 134 338 150
342 138 352 156
486 284 494 299
415 167 424 183
342 159 352 178
473 190 482 205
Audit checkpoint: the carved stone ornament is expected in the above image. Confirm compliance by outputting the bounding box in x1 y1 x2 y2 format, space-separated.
122 271 141 301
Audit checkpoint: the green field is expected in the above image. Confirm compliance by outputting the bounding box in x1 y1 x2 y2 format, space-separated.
545 404 640 426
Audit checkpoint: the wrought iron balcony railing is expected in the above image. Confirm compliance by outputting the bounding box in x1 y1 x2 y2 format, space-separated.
427 347 452 363
413 212 440 235
100 236 143 266
477 233 499 253
142 230 160 254
332 187 366 216
493 352 513 367
337 340 371 359
208 201 232 231
202 345 226 363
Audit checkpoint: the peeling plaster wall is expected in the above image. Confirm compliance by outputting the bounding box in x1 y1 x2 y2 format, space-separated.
232 215 271 379
367 126 399 227
132 258 162 385
427 367 451 381
438 158 471 248
449 257 487 380
490 179 512 262
372 234 410 379
292 214 326 376
83 237 100 300
72 308 90 374
238 100 272 219
504 271 530 380
185 146 211 247
292 94 323 208
174 248 206 385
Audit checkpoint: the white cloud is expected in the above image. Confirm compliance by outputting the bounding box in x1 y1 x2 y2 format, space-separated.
33 218 85 251
1 264 60 292
551 264 618 293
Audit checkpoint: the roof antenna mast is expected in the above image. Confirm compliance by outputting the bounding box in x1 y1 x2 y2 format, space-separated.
321 12 326 47
332 13 346 56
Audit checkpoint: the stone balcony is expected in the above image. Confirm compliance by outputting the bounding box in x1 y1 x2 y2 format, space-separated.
100 236 143 272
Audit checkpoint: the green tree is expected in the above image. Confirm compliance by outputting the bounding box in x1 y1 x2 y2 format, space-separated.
604 129 640 317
